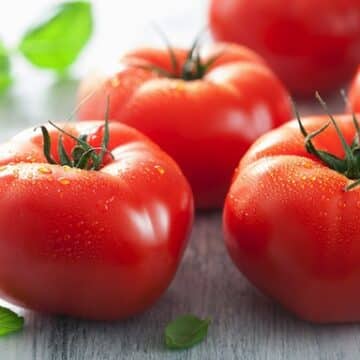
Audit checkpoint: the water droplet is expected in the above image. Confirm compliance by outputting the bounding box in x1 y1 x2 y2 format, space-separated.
111 77 120 88
170 82 185 91
38 166 52 175
154 165 165 175
25 154 36 162
58 177 70 185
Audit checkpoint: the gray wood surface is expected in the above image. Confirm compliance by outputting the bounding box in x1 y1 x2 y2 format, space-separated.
0 1 357 358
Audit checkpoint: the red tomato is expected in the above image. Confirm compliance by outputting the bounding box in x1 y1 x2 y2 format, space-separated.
224 114 360 322
77 42 291 209
0 121 193 320
349 66 360 112
209 0 360 96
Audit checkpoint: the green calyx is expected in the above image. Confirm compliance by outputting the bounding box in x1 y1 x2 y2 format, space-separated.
137 29 223 81
39 100 113 171
294 91 360 191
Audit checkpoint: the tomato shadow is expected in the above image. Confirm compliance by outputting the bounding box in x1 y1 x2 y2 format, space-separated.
0 90 34 141
0 75 79 144
297 92 346 116
45 76 79 119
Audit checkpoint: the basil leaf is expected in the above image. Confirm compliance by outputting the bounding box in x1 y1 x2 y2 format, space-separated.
19 1 93 71
0 306 24 336
0 40 12 93
165 315 210 350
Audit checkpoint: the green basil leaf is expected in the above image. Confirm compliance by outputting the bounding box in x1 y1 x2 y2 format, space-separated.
0 306 24 336
0 40 12 93
165 315 210 350
19 1 93 71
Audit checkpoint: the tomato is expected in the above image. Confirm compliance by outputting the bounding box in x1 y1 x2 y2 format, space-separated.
77 42 291 209
349 66 360 112
223 112 360 322
0 120 193 320
209 0 360 96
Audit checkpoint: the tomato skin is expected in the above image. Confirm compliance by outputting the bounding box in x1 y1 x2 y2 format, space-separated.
77 43 292 209
0 121 193 320
349 66 360 112
223 115 360 323
209 0 360 96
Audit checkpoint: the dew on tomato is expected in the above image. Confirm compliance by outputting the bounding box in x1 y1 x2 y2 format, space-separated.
38 166 52 174
0 120 194 320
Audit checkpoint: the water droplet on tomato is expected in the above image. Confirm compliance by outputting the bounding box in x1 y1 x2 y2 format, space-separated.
154 165 165 175
38 166 52 175
111 76 120 88
58 177 70 185
302 162 313 169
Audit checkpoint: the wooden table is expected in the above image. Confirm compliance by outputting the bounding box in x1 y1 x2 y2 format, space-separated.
0 1 358 359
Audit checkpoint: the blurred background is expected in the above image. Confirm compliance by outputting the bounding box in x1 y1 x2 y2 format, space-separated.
0 0 207 139
1 0 359 143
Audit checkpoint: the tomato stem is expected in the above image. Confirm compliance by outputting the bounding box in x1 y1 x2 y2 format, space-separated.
135 29 223 81
39 97 114 170
294 92 360 191
151 24 180 75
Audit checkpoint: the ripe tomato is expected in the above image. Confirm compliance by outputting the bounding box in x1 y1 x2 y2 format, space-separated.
224 112 360 322
209 0 360 96
349 66 360 112
77 42 291 209
0 120 193 320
